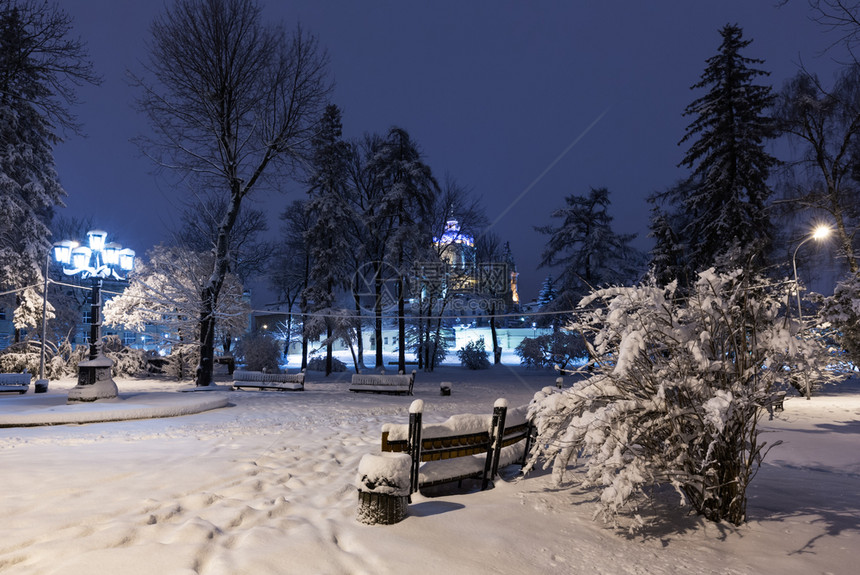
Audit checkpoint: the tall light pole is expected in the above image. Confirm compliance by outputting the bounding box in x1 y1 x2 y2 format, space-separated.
53 230 135 403
791 224 831 400
37 249 52 391
792 225 832 323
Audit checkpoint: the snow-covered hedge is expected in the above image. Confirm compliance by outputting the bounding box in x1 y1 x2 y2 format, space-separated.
527 269 844 527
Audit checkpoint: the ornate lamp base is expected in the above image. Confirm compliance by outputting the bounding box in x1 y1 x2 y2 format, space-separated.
68 355 118 403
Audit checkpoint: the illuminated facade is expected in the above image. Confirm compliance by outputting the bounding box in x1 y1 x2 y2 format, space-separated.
433 217 477 292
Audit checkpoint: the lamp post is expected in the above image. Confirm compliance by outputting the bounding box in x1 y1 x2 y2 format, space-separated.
791 225 831 323
791 225 831 401
37 249 51 390
53 230 135 403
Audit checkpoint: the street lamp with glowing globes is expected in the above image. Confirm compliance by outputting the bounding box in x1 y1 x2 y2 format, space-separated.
53 230 134 402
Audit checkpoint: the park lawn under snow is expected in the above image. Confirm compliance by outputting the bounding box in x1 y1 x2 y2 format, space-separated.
0 363 859 575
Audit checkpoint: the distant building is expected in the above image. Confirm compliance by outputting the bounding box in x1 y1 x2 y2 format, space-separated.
433 216 477 293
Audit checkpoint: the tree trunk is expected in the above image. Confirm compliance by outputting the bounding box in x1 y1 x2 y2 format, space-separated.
375 261 384 368
300 297 309 371
490 301 500 365
417 292 425 371
397 276 406 373
196 286 216 386
325 320 333 376
353 293 364 369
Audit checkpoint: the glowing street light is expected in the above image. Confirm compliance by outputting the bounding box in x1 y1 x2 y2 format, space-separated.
791 224 831 401
792 225 832 323
53 230 135 403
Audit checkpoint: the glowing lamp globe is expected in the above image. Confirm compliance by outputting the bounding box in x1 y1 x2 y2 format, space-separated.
87 229 108 252
71 246 92 270
102 242 121 266
119 248 135 271
53 240 77 265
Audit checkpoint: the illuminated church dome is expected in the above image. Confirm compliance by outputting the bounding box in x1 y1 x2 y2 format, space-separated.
434 217 476 270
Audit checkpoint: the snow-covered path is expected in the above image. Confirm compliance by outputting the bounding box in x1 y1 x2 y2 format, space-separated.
1 367 858 574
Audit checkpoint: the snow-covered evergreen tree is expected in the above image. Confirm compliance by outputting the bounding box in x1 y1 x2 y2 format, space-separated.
537 274 557 308
303 104 353 376
537 187 644 318
12 285 54 331
659 24 777 279
527 269 843 527
0 1 97 333
366 127 439 372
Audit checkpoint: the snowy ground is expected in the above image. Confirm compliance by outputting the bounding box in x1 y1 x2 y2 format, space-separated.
1 362 859 575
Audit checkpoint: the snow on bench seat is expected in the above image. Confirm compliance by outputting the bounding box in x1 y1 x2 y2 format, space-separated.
232 370 304 391
349 370 415 395
0 373 30 394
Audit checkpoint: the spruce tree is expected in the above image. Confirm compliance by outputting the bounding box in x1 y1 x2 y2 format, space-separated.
304 104 353 376
670 24 778 276
537 187 644 314
537 274 557 308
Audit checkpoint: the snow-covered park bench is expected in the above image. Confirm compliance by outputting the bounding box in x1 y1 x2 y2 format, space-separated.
0 373 31 394
231 370 304 391
378 398 533 494
349 370 416 395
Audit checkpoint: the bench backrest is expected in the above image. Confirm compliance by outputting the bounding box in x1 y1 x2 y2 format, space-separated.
233 370 304 383
0 373 31 385
382 429 492 461
351 371 414 385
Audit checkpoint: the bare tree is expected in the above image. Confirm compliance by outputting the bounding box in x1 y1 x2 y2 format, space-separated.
176 193 273 284
132 0 330 386
774 66 860 273
809 1 860 58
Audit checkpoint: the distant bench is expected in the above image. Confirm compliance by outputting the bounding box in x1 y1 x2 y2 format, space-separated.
0 373 31 394
232 370 304 391
379 398 533 494
349 370 415 396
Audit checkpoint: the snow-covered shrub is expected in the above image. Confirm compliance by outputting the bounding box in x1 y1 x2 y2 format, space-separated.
237 332 282 372
0 350 35 375
103 335 147 377
306 356 346 372
515 330 586 369
0 340 65 379
817 273 860 370
527 269 842 527
457 338 491 370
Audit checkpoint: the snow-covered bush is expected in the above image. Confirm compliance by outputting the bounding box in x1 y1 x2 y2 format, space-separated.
817 273 860 369
457 338 491 370
306 355 346 372
515 330 586 370
527 269 842 527
0 340 65 379
236 332 282 372
103 335 147 377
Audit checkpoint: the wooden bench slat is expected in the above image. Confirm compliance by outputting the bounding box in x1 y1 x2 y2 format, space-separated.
349 371 415 395
232 371 304 391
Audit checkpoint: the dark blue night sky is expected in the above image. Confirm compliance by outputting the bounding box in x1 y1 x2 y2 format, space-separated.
53 1 841 303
